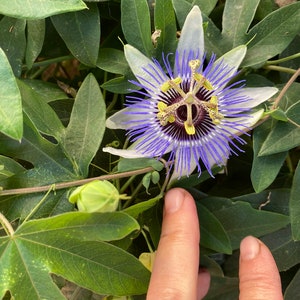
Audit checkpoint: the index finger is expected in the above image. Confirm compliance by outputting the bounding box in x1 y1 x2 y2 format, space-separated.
146 188 200 299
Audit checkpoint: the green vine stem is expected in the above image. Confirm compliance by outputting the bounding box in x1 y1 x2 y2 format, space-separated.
0 212 14 236
265 52 300 65
0 166 160 197
263 65 297 74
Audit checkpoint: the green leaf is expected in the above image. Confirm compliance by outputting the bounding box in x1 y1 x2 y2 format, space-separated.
197 202 232 254
261 227 300 271
0 48 23 140
258 83 300 156
290 161 300 241
97 48 129 75
51 3 100 66
0 212 149 299
0 17 26 77
251 119 287 193
0 0 87 19
154 0 177 57
101 75 137 94
117 157 164 172
62 73 106 177
21 80 68 103
233 188 290 216
242 2 300 67
0 115 75 187
17 80 65 141
25 19 45 70
204 275 239 300
0 155 25 181
172 0 218 26
258 104 300 156
284 269 300 300
17 211 140 242
222 0 260 47
123 197 161 219
202 197 290 249
121 0 153 56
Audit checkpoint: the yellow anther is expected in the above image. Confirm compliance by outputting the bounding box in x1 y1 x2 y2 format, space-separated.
158 101 167 112
184 121 196 135
193 73 204 82
173 77 182 85
193 73 213 91
168 114 175 123
160 77 182 92
157 101 176 126
210 95 218 106
203 79 213 91
189 59 201 71
161 82 171 92
207 95 223 125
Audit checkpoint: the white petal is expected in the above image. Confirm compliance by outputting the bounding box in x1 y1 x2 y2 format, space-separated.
212 45 247 89
225 109 264 136
124 44 168 94
225 87 278 113
103 146 150 159
177 6 204 60
106 107 150 130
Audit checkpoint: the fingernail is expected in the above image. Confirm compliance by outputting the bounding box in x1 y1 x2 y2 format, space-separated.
240 236 261 261
164 189 185 213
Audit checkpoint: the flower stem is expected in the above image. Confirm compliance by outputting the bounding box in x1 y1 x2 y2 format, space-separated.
29 55 74 69
263 65 297 74
122 180 144 209
141 228 154 253
265 52 300 65
119 175 137 194
272 68 300 109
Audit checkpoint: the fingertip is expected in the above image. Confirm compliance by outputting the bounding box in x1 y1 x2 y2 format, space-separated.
240 235 260 261
239 236 283 300
164 188 186 213
164 188 196 214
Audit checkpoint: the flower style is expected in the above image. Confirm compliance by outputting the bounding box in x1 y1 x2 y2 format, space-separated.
103 6 278 178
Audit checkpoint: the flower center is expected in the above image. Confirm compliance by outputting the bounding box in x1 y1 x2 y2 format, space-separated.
157 59 224 135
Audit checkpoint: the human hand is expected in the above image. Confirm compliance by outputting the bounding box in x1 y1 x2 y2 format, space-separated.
146 188 283 300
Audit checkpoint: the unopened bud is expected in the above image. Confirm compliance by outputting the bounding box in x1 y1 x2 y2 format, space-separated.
69 180 120 213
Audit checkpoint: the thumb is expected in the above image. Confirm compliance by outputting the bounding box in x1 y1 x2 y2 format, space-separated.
239 236 283 300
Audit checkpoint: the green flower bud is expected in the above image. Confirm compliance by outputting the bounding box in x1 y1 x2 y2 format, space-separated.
69 180 120 213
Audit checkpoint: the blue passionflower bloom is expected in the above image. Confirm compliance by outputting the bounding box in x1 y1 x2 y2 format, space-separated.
103 6 278 178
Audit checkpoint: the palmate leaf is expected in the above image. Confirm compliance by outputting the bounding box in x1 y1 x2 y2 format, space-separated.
0 48 23 140
0 0 87 19
0 114 75 189
0 212 150 299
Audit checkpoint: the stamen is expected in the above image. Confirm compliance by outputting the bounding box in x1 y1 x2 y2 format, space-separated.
157 101 179 126
184 121 196 135
207 96 224 125
161 77 185 98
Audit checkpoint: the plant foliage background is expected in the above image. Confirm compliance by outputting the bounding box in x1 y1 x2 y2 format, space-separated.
0 0 299 299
